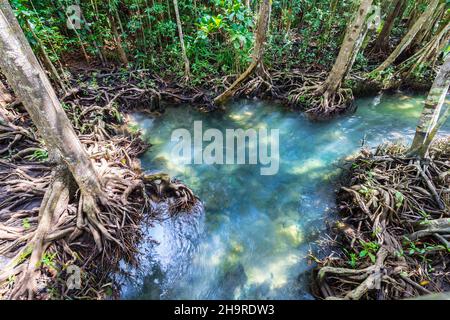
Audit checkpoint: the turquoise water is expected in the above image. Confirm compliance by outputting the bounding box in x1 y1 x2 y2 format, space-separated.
120 93 449 300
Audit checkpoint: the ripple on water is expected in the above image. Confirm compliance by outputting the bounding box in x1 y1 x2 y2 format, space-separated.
121 94 449 300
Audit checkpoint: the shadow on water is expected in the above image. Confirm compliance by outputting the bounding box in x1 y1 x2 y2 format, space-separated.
119 93 449 300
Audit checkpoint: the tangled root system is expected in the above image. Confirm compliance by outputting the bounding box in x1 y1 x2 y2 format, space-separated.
312 138 450 300
0 74 198 299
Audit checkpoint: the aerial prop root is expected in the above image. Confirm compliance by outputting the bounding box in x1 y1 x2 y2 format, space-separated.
0 160 146 299
289 85 354 119
314 139 449 300
318 247 390 300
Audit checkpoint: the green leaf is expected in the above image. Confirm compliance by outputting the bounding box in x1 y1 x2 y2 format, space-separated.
22 218 30 229
395 191 404 208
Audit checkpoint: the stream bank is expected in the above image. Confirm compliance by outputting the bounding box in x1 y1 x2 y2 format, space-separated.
120 93 449 300
67 65 434 120
0 74 198 299
313 138 449 300
1 68 447 300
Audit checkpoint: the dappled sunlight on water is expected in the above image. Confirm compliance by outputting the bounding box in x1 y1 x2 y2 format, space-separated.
121 93 449 300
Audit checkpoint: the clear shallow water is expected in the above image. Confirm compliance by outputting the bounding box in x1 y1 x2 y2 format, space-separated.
120 93 449 300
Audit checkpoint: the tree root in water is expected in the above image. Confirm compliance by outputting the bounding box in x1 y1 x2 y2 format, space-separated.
281 71 356 120
0 80 198 299
313 138 450 300
212 67 356 120
143 173 198 215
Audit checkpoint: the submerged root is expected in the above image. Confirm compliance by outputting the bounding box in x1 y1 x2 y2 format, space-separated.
0 79 199 300
286 72 355 120
143 173 198 215
305 88 355 120
313 138 450 300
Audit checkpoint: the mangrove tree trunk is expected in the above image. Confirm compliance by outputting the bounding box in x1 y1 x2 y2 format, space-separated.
108 12 129 65
315 0 373 112
409 2 446 52
372 0 406 53
0 0 109 298
0 1 103 197
372 0 440 74
173 0 191 80
409 54 450 158
214 0 271 106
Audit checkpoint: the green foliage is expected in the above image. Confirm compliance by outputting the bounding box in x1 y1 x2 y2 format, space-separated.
190 0 254 77
9 0 438 83
358 240 380 263
343 248 358 268
110 105 123 123
12 0 68 62
403 237 449 260
128 123 141 134
30 149 48 162
354 52 369 71
9 0 337 77
22 218 31 230
394 191 404 208
41 252 58 270
358 185 375 198
16 245 33 265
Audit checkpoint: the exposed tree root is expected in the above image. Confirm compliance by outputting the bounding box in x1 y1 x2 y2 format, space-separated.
68 64 427 121
318 247 389 300
0 77 199 299
286 72 355 120
63 65 369 120
9 166 70 299
408 219 450 250
143 173 198 215
67 68 211 112
308 88 355 120
0 106 39 159
312 138 450 300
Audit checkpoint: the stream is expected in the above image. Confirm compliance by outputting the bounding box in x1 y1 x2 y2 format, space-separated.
119 93 449 300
